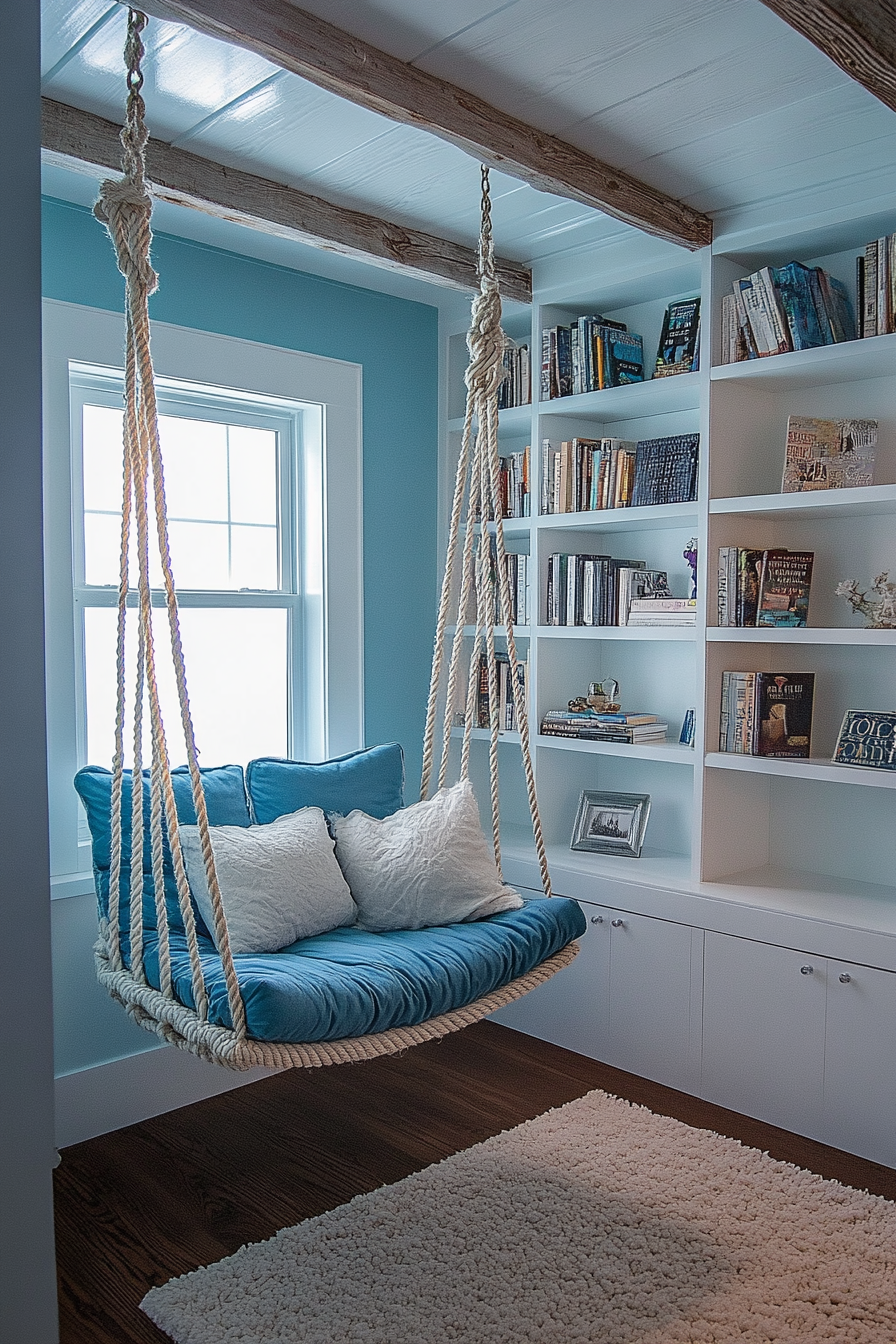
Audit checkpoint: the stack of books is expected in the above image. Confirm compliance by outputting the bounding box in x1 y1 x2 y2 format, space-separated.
629 433 700 507
497 340 530 409
857 235 896 338
717 548 814 628
541 316 644 399
473 653 528 733
719 671 815 757
540 438 637 514
626 597 697 627
540 710 668 744
653 297 701 377
720 261 856 362
545 555 661 626
497 446 530 518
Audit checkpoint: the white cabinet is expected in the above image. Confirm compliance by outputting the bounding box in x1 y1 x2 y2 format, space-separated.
702 930 896 1166
491 899 610 1058
824 959 896 1167
702 931 826 1137
493 898 701 1092
601 907 702 1092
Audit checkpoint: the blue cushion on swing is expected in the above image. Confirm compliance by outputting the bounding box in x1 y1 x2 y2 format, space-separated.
137 896 586 1043
246 743 405 825
74 763 251 936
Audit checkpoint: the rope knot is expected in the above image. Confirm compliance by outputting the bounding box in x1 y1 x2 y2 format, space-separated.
464 282 504 398
94 175 159 295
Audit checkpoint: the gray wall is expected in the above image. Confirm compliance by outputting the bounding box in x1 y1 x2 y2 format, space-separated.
0 1 60 1338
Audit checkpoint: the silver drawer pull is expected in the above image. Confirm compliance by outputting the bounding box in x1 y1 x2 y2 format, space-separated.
611 918 625 928
800 965 813 975
839 973 852 984
590 915 603 925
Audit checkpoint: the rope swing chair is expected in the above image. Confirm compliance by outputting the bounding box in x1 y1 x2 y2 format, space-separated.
79 10 582 1071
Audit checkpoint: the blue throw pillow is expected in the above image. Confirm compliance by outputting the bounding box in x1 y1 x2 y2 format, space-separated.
74 763 251 935
246 744 405 825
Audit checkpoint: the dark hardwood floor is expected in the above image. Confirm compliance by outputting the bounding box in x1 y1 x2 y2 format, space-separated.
54 1021 896 1344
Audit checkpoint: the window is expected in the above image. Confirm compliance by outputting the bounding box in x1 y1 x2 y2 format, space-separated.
71 370 322 770
43 300 363 889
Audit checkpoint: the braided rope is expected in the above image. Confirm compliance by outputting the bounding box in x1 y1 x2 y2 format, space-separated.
421 167 551 894
94 10 245 1039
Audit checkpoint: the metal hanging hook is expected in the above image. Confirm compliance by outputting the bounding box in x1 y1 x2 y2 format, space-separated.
478 165 496 285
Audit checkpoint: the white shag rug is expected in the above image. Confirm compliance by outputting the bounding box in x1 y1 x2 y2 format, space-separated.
142 1088 896 1343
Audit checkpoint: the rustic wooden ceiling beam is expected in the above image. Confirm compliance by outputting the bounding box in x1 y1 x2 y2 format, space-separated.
41 98 532 302
757 0 896 114
136 0 712 251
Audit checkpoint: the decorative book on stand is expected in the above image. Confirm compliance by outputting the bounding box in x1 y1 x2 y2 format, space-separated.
782 417 877 493
756 550 814 628
654 297 700 377
832 710 896 771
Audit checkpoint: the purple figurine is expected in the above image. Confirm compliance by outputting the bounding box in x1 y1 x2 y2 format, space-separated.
684 538 698 600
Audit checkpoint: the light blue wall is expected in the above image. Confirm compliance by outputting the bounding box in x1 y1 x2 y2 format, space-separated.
42 195 439 786
43 196 439 1076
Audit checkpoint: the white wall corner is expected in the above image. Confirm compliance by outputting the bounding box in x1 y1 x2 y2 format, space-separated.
55 1046 282 1149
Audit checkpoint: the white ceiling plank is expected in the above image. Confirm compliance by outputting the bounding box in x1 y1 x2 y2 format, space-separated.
42 14 281 143
640 87 896 209
280 0 528 65
40 0 118 78
173 78 402 176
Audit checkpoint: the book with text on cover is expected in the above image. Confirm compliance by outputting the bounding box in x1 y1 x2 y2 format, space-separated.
756 550 814 627
833 710 896 770
754 672 815 758
782 416 877 493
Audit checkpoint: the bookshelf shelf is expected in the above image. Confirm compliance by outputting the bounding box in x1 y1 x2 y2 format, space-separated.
705 752 896 789
711 332 896 390
451 728 522 745
537 735 694 764
447 403 532 434
535 501 698 533
536 624 696 641
706 626 896 645
537 370 700 422
709 484 896 519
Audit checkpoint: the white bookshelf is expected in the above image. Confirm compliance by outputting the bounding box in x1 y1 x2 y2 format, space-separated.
441 204 896 1165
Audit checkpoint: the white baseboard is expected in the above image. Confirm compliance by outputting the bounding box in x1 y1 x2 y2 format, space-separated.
55 1045 281 1148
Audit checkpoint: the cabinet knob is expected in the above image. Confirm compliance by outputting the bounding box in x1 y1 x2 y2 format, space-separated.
590 915 603 925
839 972 852 984
611 918 625 928
800 965 813 975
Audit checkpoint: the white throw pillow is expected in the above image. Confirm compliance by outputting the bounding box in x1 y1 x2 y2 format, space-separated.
179 808 357 955
331 777 523 933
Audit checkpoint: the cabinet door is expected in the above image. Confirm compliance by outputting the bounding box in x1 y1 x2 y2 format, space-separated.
823 960 896 1168
702 932 826 1137
604 911 702 1092
489 899 610 1058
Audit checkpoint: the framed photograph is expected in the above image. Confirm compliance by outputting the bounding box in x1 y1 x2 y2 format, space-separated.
570 790 651 858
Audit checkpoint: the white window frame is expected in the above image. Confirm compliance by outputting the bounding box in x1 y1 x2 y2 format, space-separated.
43 298 364 891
